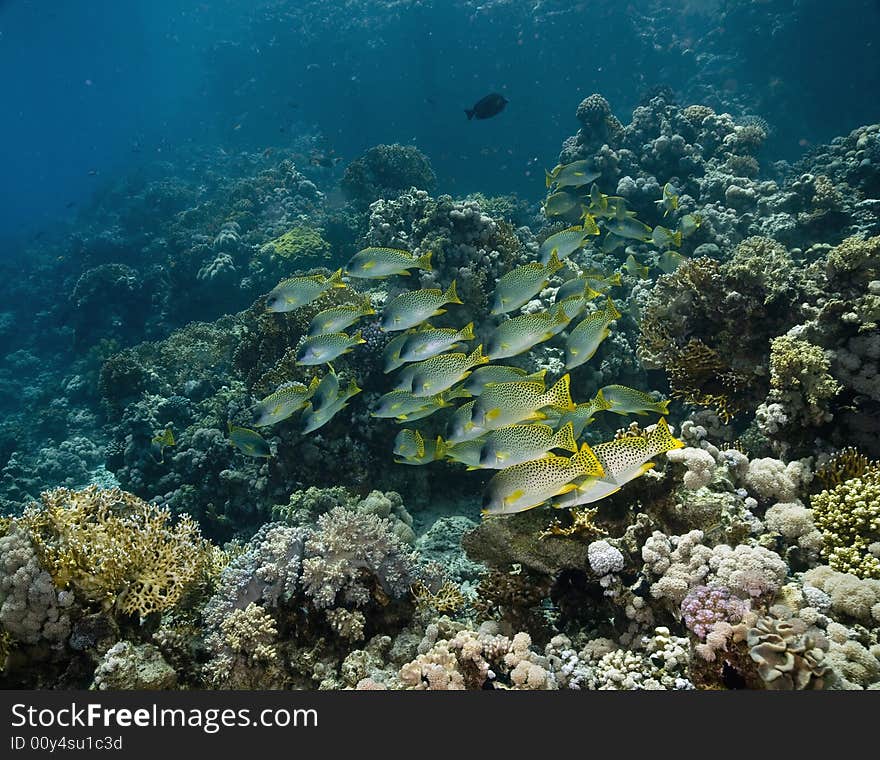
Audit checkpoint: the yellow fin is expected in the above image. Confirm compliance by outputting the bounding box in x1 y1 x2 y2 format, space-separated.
555 483 580 496
416 251 433 271
542 373 574 411
328 268 346 288
551 421 578 453
445 279 463 305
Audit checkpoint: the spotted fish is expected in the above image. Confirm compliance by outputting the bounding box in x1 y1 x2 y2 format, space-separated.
491 252 564 315
463 366 547 396
296 331 365 366
481 443 604 516
346 247 433 279
383 331 415 373
399 323 475 363
538 226 594 265
409 345 489 397
486 310 568 360
565 299 622 369
552 418 684 508
446 400 487 444
545 160 602 189
471 373 575 431
265 269 346 312
393 430 446 465
440 435 487 468
252 381 314 426
228 423 272 458
599 384 670 416
381 281 462 332
478 421 578 469
301 378 361 434
308 300 375 336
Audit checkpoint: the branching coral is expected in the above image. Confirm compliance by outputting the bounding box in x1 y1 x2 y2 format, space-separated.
811 464 880 578
18 486 219 617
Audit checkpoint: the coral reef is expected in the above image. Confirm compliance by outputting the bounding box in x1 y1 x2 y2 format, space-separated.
3 83 880 692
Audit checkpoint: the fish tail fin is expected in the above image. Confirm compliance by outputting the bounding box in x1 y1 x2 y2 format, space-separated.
307 375 321 393
445 279 463 305
459 321 476 340
546 250 564 275
574 442 604 477
467 344 489 368
543 373 575 411
672 231 683 247
346 379 362 397
328 268 346 288
551 421 578 453
525 369 548 387
582 212 600 235
445 384 472 401
545 169 554 188
552 304 570 326
433 436 447 461
592 389 612 411
606 298 622 321
648 416 684 453
360 296 376 316
465 109 475 120
656 398 671 415
415 251 433 271
352 330 366 345
409 429 425 458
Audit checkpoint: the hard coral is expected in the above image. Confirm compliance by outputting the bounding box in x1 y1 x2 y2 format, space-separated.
18 486 218 617
258 225 331 265
342 144 436 209
301 506 417 609
811 464 880 578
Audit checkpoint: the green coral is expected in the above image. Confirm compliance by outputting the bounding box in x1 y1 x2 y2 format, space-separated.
259 225 332 265
811 464 880 578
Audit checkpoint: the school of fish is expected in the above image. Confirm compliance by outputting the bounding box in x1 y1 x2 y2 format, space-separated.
231 171 688 517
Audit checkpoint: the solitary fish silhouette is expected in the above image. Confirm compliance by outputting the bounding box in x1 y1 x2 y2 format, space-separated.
466 93 508 120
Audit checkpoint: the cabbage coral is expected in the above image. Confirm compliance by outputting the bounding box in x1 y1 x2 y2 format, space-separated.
19 486 221 617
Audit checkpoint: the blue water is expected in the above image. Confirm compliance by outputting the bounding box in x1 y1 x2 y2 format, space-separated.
4 0 877 250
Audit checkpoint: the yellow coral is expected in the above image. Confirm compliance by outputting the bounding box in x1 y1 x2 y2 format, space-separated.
539 507 607 540
816 447 873 490
811 464 880 579
19 486 217 617
412 580 467 615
